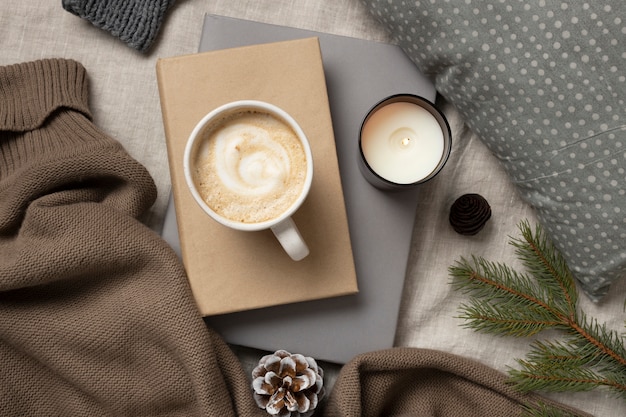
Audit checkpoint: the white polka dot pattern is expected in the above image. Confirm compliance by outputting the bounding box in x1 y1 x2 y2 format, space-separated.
364 0 626 300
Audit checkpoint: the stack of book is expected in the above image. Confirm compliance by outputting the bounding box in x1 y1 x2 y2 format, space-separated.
157 14 436 364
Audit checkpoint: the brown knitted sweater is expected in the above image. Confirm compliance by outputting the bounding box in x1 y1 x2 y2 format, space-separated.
0 59 589 417
0 58 263 416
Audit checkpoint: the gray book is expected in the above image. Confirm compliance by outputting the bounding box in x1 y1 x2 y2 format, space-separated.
161 14 436 364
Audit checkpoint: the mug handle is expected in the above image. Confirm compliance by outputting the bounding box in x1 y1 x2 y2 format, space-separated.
271 217 309 261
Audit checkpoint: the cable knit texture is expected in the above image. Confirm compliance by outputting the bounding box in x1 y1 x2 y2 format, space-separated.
0 58 589 416
61 0 176 52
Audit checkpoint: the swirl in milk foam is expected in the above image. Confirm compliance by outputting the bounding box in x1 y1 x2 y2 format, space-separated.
194 111 307 224
216 124 290 196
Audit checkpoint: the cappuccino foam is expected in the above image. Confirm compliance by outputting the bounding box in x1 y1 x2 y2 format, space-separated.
193 110 308 224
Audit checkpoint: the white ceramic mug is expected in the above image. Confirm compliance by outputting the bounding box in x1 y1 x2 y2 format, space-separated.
183 100 313 261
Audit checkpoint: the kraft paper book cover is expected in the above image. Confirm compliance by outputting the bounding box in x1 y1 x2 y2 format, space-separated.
160 14 436 363
156 37 358 316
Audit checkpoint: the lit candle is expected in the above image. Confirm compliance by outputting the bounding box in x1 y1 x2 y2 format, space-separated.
362 102 443 183
359 95 451 189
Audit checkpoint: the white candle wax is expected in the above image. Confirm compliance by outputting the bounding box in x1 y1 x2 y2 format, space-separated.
361 101 445 184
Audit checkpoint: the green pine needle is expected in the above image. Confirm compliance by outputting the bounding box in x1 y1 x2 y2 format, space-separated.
449 220 626 399
512 220 578 312
522 402 588 417
522 402 579 417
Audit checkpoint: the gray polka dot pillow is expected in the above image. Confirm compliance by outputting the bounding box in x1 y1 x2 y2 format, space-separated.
363 0 626 301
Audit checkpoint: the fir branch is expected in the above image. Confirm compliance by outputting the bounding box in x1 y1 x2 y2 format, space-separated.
511 353 614 393
457 298 565 337
512 343 626 398
570 312 626 371
450 255 572 337
511 220 578 314
449 221 626 398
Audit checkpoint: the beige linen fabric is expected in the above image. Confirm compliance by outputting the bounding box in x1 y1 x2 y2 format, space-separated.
0 57 587 417
1 1 625 416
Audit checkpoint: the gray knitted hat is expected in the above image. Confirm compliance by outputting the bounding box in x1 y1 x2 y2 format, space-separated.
62 0 176 53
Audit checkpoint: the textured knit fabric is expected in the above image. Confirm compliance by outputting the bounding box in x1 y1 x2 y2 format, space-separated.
61 0 176 53
325 348 592 417
0 58 263 416
0 58 589 416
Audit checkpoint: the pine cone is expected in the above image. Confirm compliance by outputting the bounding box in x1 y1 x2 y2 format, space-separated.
449 193 492 235
252 350 325 417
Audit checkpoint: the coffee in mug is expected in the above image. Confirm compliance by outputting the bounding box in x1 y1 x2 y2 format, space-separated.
184 100 313 261
192 110 307 224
